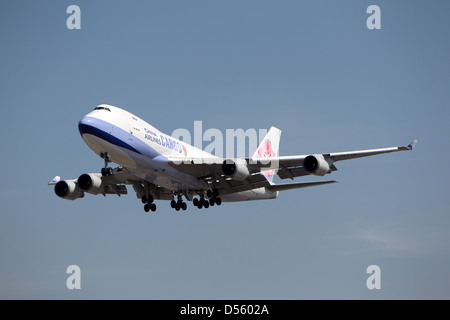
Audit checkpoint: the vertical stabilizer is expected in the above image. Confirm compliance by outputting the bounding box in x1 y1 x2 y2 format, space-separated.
251 126 281 182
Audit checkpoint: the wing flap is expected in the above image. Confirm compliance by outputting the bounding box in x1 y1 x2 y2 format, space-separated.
277 166 309 180
168 158 224 178
205 173 271 195
102 184 128 196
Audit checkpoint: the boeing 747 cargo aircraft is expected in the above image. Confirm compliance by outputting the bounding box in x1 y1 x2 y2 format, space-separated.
49 104 417 212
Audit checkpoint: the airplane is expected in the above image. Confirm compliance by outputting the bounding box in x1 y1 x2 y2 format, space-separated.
49 104 417 212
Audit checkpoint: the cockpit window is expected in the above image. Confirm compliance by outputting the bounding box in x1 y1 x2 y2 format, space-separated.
94 106 111 112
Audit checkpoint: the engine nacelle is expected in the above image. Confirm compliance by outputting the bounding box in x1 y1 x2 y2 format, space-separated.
222 159 251 181
303 154 331 176
54 179 85 200
77 173 104 195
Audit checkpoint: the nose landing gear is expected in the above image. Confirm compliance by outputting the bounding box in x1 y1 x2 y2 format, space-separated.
100 152 113 176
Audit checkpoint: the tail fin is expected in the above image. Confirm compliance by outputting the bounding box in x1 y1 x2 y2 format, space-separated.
252 126 281 182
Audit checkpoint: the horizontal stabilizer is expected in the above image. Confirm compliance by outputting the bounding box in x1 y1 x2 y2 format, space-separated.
266 180 338 192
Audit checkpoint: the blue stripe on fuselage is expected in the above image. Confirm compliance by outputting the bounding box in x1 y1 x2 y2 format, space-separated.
78 116 160 159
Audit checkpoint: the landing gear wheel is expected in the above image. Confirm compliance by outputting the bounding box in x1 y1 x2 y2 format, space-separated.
193 198 199 206
144 203 150 212
181 202 187 210
101 167 113 176
206 190 213 198
144 194 154 205
213 189 219 197
101 152 112 175
209 198 215 206
150 203 156 212
203 201 209 209
170 200 176 208
215 197 222 206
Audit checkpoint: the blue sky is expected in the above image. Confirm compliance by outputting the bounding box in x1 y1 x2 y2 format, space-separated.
1 0 449 299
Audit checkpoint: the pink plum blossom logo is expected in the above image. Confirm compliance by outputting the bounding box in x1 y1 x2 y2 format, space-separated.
258 139 275 178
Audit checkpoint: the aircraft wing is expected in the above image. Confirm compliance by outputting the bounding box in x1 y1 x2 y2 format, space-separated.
253 139 418 180
168 139 417 190
50 166 175 201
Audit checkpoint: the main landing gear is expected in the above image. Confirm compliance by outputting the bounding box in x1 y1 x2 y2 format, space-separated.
142 181 157 213
100 152 113 176
171 194 187 211
193 189 222 209
142 194 157 212
139 187 221 213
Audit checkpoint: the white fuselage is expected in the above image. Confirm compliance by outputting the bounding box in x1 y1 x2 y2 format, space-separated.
78 104 278 202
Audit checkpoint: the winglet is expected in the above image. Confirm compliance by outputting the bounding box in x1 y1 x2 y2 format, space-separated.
406 139 418 150
398 139 418 151
48 176 61 185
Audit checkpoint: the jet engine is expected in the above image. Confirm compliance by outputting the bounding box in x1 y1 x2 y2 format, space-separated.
303 154 331 176
77 173 104 195
222 159 251 180
54 179 85 200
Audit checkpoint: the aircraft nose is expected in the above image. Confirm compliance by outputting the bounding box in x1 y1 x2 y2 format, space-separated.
78 116 92 136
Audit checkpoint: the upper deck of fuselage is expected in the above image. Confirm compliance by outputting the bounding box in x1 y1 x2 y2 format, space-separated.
79 104 219 161
84 104 152 131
